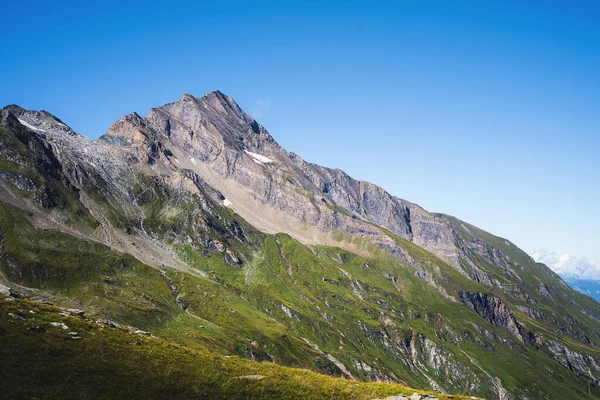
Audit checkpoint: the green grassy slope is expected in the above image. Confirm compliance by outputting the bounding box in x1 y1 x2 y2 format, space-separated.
0 297 466 400
1 198 599 399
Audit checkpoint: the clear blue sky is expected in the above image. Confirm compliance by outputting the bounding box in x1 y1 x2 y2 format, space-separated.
1 1 598 258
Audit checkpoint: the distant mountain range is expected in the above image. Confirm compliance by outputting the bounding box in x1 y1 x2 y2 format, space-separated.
561 278 600 303
532 249 600 280
530 250 600 303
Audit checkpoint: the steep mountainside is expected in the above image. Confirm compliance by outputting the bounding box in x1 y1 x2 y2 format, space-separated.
1 92 599 399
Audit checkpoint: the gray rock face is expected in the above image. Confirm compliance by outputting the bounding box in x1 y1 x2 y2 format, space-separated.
0 171 36 191
0 105 138 220
403 330 481 394
547 340 600 383
0 283 10 296
99 93 458 262
4 105 77 137
459 291 523 341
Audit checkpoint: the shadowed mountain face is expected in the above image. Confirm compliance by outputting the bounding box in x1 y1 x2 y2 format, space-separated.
1 92 600 399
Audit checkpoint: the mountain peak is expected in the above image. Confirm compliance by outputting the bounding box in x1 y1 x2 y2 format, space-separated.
204 89 226 98
180 90 227 102
2 104 77 136
180 93 197 102
100 91 278 157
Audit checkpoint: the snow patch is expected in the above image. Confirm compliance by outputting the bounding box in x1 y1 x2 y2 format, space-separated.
18 119 45 132
244 150 273 165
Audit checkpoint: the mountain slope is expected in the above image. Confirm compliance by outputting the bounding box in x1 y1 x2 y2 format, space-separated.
1 296 460 400
1 92 600 399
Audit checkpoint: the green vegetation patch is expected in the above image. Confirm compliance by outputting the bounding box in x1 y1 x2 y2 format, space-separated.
0 297 464 400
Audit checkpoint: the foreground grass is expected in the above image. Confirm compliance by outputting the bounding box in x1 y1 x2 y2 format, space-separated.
0 297 467 400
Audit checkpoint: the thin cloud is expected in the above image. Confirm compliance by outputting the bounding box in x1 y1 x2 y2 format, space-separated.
532 249 600 280
249 98 271 119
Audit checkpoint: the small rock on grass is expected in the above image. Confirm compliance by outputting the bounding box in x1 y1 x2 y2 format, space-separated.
8 312 25 320
50 322 69 330
66 308 85 316
0 284 10 296
96 319 121 328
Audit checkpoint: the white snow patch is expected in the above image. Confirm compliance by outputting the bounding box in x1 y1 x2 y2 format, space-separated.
189 157 197 166
244 150 273 165
223 198 232 208
18 119 45 132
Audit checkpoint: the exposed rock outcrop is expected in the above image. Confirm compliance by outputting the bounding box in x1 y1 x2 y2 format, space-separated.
459 291 523 341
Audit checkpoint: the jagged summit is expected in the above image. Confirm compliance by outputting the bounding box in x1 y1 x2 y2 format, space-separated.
101 91 278 164
2 104 77 136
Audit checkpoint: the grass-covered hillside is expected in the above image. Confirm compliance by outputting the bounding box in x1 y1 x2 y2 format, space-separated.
0 296 462 400
1 198 599 399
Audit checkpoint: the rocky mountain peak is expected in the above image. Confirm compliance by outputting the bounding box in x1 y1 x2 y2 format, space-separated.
2 104 77 137
180 93 197 101
101 111 156 144
101 91 278 161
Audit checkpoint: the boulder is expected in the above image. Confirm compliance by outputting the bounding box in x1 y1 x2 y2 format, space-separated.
0 284 10 296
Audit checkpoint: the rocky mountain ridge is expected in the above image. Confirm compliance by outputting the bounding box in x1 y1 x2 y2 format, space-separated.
101 91 460 267
1 91 600 399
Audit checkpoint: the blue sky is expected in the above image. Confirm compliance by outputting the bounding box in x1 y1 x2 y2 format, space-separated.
1 1 599 259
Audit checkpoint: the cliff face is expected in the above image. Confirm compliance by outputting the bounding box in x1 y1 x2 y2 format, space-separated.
1 92 600 400
459 291 524 341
